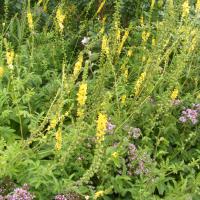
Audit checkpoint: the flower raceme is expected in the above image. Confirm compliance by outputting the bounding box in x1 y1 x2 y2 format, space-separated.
6 50 14 69
55 128 62 151
134 71 147 97
96 113 107 143
102 35 109 55
73 52 83 78
118 30 129 55
77 83 87 106
56 7 65 32
182 0 190 18
196 0 200 12
94 191 104 200
27 11 34 31
170 88 179 100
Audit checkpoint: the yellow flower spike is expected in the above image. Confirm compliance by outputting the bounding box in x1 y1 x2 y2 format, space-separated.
102 35 109 55
96 0 106 15
182 0 190 18
55 128 62 151
171 88 179 100
77 83 87 106
196 0 200 12
56 7 65 32
94 191 104 200
6 50 14 69
121 95 126 104
27 11 34 31
49 118 57 130
96 113 107 143
116 29 121 41
118 30 129 55
0 67 4 77
142 31 150 43
77 108 84 118
73 52 83 78
134 71 147 97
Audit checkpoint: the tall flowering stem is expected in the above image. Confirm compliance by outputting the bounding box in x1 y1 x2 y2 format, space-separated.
27 10 34 31
134 71 146 97
73 52 83 79
96 113 107 143
56 7 65 33
102 35 109 55
182 0 190 18
55 127 62 151
6 50 14 69
77 83 87 118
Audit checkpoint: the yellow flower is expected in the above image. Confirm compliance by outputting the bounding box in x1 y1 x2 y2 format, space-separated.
96 0 106 15
77 107 84 118
102 35 109 55
142 31 150 43
134 71 146 97
121 95 126 104
73 52 83 77
6 50 14 69
127 49 133 57
0 67 4 77
112 152 118 158
77 83 87 106
96 113 107 143
55 128 62 151
196 0 200 12
94 191 104 200
48 118 57 130
182 0 190 18
27 11 34 31
171 88 179 100
56 7 65 32
118 30 129 55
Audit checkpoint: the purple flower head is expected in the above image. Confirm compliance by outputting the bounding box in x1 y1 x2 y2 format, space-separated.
55 195 67 200
128 128 141 139
128 144 137 161
6 187 34 200
179 116 187 123
0 195 4 200
106 121 116 134
179 106 199 125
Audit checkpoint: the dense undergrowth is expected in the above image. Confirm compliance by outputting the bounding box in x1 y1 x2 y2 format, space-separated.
0 0 200 199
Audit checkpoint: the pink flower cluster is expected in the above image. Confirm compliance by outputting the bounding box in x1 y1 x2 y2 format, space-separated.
0 184 34 200
179 104 200 125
